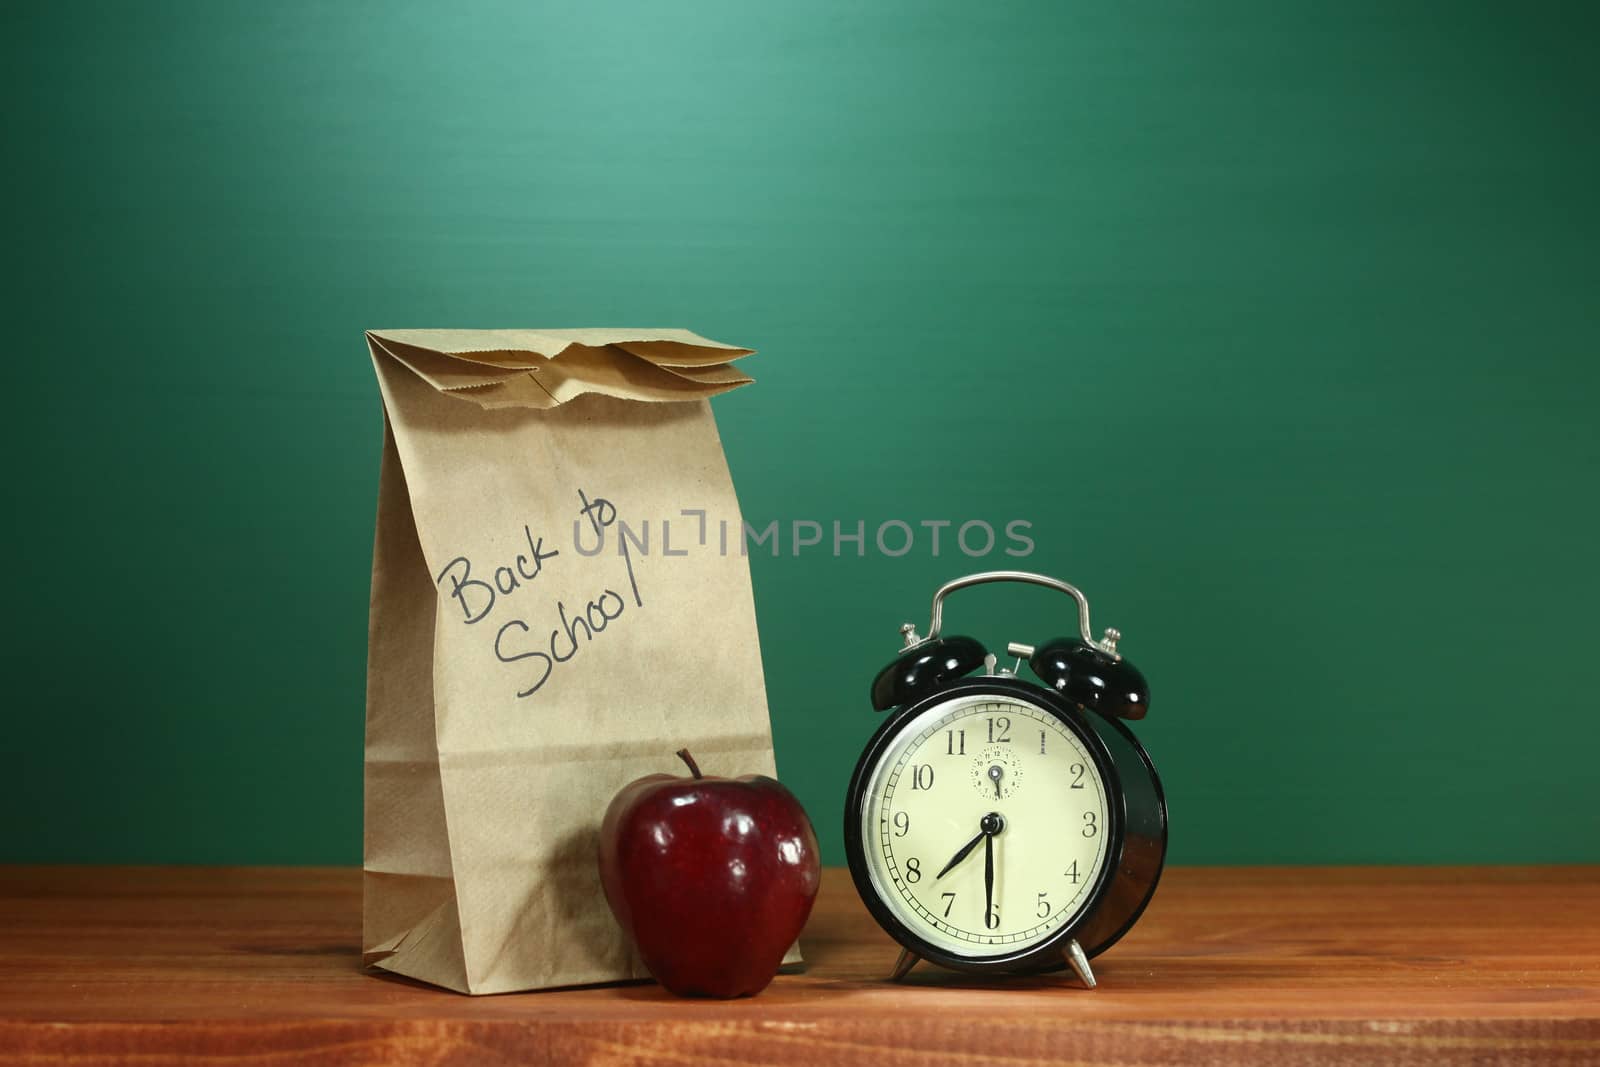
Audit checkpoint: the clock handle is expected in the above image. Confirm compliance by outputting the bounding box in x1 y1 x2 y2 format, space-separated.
918 570 1121 660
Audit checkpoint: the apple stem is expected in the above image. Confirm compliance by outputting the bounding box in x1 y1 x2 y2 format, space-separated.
675 748 704 779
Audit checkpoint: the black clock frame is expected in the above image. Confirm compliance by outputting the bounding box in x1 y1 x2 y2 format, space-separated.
844 674 1166 975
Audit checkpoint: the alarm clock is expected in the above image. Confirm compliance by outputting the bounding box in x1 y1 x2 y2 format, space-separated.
843 570 1167 988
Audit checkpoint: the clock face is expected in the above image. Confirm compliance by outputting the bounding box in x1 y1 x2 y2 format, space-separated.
857 691 1112 959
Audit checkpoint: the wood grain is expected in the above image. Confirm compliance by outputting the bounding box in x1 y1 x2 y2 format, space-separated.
1 865 1598 1064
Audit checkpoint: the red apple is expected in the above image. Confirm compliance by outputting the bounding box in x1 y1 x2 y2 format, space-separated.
598 749 821 997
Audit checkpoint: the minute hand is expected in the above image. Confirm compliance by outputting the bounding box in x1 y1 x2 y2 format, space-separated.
934 830 987 880
984 830 995 928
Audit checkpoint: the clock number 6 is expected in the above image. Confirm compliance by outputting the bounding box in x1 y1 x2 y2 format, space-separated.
985 902 1000 930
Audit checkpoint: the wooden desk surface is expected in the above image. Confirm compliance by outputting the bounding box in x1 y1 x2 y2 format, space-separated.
1 865 1597 1064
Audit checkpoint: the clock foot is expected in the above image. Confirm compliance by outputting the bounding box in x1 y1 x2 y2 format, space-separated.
1064 939 1096 989
888 948 920 981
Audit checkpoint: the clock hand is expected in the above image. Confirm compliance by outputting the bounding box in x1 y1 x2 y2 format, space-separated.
984 828 995 929
935 812 1007 881
935 829 986 880
988 763 1003 799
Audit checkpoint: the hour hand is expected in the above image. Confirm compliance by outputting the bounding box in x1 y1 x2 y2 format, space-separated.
935 830 986 880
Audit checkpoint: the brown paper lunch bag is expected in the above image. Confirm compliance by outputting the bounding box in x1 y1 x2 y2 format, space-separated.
361 328 786 994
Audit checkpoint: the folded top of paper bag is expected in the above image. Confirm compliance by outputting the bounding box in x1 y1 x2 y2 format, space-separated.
366 328 754 410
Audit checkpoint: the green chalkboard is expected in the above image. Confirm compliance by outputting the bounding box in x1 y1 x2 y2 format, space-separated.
4 0 1597 866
